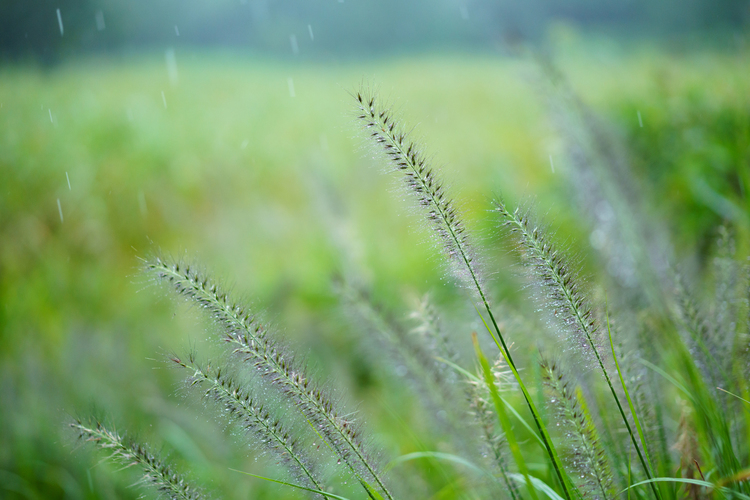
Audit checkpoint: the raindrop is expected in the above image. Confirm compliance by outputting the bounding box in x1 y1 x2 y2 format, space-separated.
57 199 64 223
240 139 249 149
66 172 71 190
95 10 105 31
637 110 643 128
56 9 64 36
174 25 180 36
165 48 179 86
308 24 314 41
549 154 555 173
48 109 53 123
290 35 299 55
287 77 296 98
161 91 167 108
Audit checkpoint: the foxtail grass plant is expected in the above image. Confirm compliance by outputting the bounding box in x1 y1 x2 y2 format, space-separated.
73 82 750 500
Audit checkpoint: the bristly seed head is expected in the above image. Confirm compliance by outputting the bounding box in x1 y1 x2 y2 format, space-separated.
354 88 486 298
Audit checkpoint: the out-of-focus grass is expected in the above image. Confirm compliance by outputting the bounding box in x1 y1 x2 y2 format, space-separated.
0 45 747 498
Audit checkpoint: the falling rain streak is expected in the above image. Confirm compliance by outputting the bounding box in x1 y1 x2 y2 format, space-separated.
287 78 295 98
49 109 53 123
637 110 643 128
174 26 180 36
549 154 555 173
57 199 64 222
166 48 178 86
161 91 167 108
56 9 64 36
66 172 71 190
290 35 299 55
308 25 314 41
95 10 105 31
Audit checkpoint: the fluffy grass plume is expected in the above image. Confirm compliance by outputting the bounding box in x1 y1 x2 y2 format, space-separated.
496 201 659 497
172 354 325 494
147 257 393 500
355 88 577 500
70 419 205 500
540 357 614 500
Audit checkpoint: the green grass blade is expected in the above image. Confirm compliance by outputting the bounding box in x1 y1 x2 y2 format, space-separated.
508 473 567 500
437 356 546 448
388 451 490 478
474 333 541 500
229 468 349 500
474 307 578 499
623 477 750 500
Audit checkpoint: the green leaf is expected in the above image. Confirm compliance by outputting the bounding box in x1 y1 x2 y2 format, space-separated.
228 468 351 500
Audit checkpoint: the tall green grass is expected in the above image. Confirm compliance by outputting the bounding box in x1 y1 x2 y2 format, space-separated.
1 46 749 499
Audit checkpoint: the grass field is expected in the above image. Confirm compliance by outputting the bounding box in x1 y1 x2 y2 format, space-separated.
1 43 749 499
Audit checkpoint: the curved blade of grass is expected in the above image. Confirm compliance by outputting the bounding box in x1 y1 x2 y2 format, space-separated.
474 307 577 498
387 451 489 477
508 473 566 500
623 477 750 500
228 469 352 500
639 359 691 399
717 387 750 406
437 356 545 448
606 306 656 485
474 332 541 500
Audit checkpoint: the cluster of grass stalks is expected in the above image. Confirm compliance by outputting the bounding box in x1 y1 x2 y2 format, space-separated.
73 71 749 500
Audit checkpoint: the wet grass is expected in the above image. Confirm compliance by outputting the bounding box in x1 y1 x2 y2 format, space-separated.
1 45 748 498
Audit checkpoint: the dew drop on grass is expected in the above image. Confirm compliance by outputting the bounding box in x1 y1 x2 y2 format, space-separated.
56 9 64 36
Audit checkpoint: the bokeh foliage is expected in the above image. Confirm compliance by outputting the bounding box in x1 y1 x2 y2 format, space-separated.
1 43 748 498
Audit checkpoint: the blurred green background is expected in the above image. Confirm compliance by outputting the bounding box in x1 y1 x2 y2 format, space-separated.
1 1 749 498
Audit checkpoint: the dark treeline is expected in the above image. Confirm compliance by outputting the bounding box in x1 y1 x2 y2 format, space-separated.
2 0 749 63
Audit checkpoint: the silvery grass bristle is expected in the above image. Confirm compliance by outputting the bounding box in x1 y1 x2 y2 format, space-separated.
355 89 576 500
353 90 485 299
674 273 729 392
71 419 206 500
146 257 394 500
495 202 602 364
408 294 459 372
172 354 325 495
495 202 661 497
540 357 614 500
341 284 459 417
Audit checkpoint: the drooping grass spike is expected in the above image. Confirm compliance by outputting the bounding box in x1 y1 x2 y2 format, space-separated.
71 419 206 500
147 258 394 500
